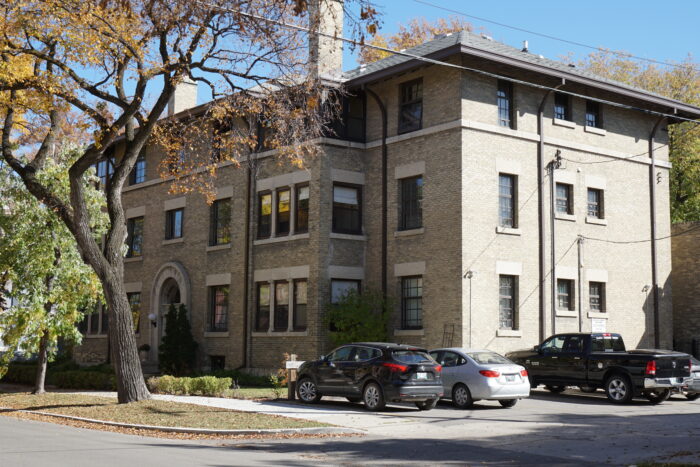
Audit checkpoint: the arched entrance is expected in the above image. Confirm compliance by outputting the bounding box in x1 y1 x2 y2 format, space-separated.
149 262 191 363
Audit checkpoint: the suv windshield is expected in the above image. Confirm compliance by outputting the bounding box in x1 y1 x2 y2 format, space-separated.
392 350 434 364
467 352 511 365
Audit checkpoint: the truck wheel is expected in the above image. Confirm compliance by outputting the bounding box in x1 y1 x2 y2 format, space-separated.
645 389 671 405
452 383 474 409
545 385 566 393
686 393 700 401
604 374 633 404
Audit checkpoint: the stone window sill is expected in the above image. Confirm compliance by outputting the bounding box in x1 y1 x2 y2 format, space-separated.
585 217 607 226
254 233 309 246
556 310 578 317
553 118 576 129
555 212 577 222
330 232 366 241
585 126 606 136
496 226 521 236
394 227 424 238
496 329 522 337
394 328 424 336
204 331 229 337
587 312 608 319
251 331 309 337
162 237 184 245
124 256 143 263
207 243 231 252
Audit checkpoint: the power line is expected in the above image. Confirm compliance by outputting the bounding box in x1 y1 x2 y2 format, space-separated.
582 222 700 245
194 0 700 126
414 0 700 73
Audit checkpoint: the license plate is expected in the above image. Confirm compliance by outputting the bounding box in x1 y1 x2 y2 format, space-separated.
505 374 516 382
415 372 429 380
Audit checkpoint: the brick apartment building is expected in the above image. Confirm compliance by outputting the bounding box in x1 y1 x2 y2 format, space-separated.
671 222 700 357
74 9 700 370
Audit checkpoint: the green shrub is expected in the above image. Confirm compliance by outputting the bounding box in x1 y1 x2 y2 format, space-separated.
1 362 115 390
325 289 392 346
52 371 116 390
148 375 232 397
158 304 198 376
2 364 36 385
209 369 272 387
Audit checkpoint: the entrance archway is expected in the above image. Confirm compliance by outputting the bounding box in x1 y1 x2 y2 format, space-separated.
149 262 190 363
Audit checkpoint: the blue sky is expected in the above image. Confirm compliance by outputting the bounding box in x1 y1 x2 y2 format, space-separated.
343 0 700 70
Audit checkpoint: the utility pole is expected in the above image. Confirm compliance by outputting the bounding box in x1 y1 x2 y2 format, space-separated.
465 270 475 348
577 235 584 332
548 149 563 335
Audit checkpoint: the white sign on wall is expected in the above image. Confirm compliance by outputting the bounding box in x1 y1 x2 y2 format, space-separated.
591 318 607 333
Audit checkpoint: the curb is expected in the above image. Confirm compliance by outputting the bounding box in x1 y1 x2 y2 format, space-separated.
0 407 364 436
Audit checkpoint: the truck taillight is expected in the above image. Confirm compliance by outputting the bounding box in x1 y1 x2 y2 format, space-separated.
645 360 656 376
479 370 501 378
520 369 528 377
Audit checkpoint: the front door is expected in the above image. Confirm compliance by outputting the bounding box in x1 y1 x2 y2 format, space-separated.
533 335 567 383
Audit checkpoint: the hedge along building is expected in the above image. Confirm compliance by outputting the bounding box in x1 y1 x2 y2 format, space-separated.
73 8 700 371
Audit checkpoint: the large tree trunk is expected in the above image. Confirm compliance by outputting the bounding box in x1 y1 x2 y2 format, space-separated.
102 272 150 403
32 330 49 395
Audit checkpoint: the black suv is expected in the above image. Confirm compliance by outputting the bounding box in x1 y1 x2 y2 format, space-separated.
296 343 444 411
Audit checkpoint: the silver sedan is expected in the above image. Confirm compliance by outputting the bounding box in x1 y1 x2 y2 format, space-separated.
429 348 531 409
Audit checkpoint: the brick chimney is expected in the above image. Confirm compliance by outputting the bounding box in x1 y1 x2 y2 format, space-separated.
308 0 344 80
167 77 198 117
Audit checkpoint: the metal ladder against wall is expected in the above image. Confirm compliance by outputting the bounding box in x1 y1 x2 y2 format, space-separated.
442 324 455 347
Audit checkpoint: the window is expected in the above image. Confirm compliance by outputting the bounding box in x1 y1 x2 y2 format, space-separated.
398 79 423 134
95 157 114 189
587 188 604 219
80 305 108 336
127 292 141 334
555 183 573 215
541 335 566 354
295 185 309 233
586 101 602 128
126 217 144 258
554 93 571 121
557 279 575 310
210 199 231 246
332 184 361 234
210 355 226 371
208 285 229 332
276 189 291 236
497 80 514 128
129 155 146 185
273 281 289 332
499 174 517 228
327 346 354 362
165 208 183 240
401 276 423 330
589 282 605 312
293 279 307 331
331 279 360 304
499 275 517 330
562 335 584 353
257 192 272 238
330 91 366 142
399 176 423 230
255 283 270 332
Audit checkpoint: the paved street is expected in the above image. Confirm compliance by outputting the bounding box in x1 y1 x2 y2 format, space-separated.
2 389 700 466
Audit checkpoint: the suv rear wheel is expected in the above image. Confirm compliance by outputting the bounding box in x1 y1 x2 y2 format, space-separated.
363 382 386 411
415 398 438 411
604 374 633 404
297 377 322 403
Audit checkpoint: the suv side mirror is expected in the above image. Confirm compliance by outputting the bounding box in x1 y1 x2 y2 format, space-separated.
319 355 328 362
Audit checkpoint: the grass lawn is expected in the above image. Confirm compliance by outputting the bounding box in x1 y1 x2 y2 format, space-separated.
228 387 281 400
0 392 325 430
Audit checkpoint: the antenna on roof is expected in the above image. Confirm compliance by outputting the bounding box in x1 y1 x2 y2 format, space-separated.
522 40 529 53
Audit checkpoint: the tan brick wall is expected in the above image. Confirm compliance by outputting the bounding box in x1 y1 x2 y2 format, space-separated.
671 222 700 355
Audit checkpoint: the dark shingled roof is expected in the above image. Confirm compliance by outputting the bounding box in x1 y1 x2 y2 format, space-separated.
343 30 700 116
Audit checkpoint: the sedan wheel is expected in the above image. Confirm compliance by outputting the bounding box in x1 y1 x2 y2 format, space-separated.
363 382 386 411
296 377 321 403
499 399 517 408
605 374 633 404
645 389 671 405
452 384 474 409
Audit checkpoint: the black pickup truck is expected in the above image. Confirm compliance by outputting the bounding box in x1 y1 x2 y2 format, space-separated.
506 333 691 404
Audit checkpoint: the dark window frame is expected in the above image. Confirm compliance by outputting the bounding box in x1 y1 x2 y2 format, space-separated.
557 279 575 311
294 183 310 234
498 173 517 228
399 175 423 231
555 183 574 215
164 208 184 240
127 292 141 334
273 280 289 332
585 100 603 129
208 285 229 332
398 78 423 134
276 188 291 236
293 279 307 331
209 198 232 246
499 275 518 330
554 93 572 121
587 188 604 219
254 282 271 332
497 79 515 129
257 191 272 239
332 183 362 235
126 216 144 258
129 154 146 185
400 276 423 330
330 279 361 304
589 281 606 313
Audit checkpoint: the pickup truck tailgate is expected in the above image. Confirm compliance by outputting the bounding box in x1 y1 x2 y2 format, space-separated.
635 349 691 378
